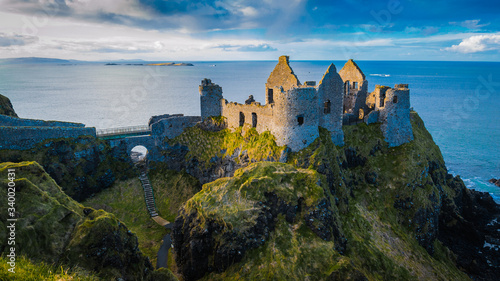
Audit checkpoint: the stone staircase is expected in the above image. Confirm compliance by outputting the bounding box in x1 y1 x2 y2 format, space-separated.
138 168 158 217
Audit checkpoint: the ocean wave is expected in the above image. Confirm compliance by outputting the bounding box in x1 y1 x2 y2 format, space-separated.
369 74 390 77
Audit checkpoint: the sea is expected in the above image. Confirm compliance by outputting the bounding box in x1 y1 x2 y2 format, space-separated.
0 60 499 202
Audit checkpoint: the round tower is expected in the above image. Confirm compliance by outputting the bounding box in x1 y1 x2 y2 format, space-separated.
272 86 319 151
199 78 223 120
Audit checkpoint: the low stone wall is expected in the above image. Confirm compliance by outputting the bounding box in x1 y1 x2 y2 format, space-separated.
150 115 201 140
0 126 96 150
0 114 84 127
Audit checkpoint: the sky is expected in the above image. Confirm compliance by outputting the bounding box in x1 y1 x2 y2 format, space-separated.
0 0 499 61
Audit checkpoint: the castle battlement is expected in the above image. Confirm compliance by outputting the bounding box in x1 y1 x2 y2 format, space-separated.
199 56 414 151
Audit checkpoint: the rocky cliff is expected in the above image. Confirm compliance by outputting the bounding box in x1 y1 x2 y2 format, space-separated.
0 93 18 117
0 136 135 201
169 112 500 280
0 161 176 280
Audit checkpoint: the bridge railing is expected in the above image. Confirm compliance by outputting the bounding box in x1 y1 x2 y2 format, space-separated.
96 125 151 137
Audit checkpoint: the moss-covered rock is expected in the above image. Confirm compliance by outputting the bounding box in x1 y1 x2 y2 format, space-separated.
0 161 163 280
169 112 492 281
0 93 18 117
173 162 348 281
0 136 135 201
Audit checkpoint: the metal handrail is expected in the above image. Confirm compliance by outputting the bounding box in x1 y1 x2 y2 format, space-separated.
96 125 151 136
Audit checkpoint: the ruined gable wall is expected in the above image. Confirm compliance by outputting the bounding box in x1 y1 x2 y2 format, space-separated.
378 85 414 147
339 59 368 116
317 63 344 145
272 87 319 151
265 56 301 95
221 101 273 134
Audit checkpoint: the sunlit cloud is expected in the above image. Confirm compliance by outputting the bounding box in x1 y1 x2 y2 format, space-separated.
445 34 500 53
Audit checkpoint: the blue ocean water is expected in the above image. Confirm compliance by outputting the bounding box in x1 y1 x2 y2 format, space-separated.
0 61 499 201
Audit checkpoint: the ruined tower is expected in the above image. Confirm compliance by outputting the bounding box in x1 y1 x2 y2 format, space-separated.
317 63 345 145
339 59 368 118
199 78 223 120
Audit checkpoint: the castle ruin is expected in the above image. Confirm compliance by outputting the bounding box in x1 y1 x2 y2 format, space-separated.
199 55 414 151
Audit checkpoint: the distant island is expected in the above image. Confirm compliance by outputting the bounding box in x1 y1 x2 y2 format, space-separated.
147 62 194 66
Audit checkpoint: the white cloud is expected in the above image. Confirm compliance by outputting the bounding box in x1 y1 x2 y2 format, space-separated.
445 34 500 53
0 32 38 46
450 19 490 30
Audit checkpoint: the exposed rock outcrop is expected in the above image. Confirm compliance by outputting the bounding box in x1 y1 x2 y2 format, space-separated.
0 136 135 201
0 93 18 117
0 162 160 280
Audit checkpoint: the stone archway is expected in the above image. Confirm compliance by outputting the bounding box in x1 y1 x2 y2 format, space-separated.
130 145 149 163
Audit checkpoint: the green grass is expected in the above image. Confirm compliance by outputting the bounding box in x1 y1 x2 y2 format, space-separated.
184 162 325 231
168 124 287 168
83 163 200 274
201 215 338 281
0 255 99 281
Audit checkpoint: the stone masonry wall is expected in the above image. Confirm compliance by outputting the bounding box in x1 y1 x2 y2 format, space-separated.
317 63 344 146
0 114 85 127
0 126 96 150
265 55 301 103
200 78 223 120
273 87 319 151
221 100 273 133
151 115 201 140
378 85 414 147
339 59 368 117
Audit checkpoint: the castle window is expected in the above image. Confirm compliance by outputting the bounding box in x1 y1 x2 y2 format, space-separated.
297 116 304 126
252 113 257 128
324 100 331 114
344 81 350 95
239 112 245 126
267 88 274 104
379 92 386 107
353 82 358 89
393 96 398 103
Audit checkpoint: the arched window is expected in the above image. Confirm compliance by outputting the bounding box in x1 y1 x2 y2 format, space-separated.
324 100 331 114
252 113 257 127
267 88 274 104
239 112 245 126
393 96 398 103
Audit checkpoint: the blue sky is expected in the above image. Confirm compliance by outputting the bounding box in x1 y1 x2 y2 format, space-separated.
0 0 499 61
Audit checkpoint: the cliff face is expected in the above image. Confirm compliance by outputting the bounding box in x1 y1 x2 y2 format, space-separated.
0 136 135 201
0 162 156 280
0 93 18 117
170 112 500 280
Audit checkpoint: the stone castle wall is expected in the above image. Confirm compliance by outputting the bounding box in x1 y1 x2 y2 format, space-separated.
150 115 201 140
221 100 273 133
200 56 413 151
339 59 368 117
0 114 85 127
0 126 96 150
273 87 319 151
317 63 344 145
377 85 414 147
